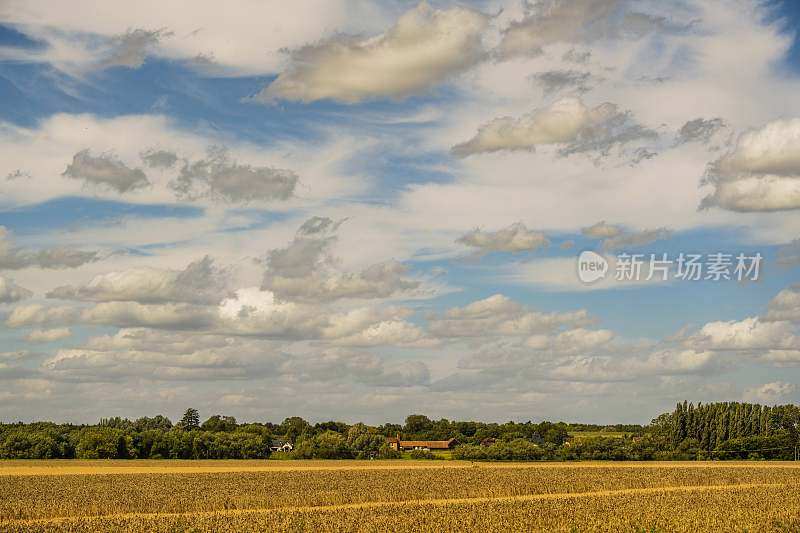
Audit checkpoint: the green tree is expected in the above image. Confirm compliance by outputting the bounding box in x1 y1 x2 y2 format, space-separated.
201 415 237 432
280 416 310 442
404 414 433 434
178 408 200 431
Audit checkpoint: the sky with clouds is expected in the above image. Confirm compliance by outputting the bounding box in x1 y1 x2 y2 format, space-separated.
1 0 799 425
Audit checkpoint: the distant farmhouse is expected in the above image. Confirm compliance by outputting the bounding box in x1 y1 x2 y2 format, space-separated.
269 440 293 453
386 434 457 452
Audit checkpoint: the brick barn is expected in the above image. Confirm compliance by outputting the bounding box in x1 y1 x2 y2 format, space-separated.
386 434 457 452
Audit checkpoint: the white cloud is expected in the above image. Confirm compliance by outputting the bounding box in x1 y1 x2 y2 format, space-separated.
99 28 169 69
170 147 298 203
743 381 796 404
331 320 430 348
701 118 800 211
0 0 390 76
428 294 593 338
451 97 656 158
495 0 687 60
582 220 623 239
24 327 72 343
257 3 490 103
581 221 672 250
547 348 718 382
262 217 420 302
676 118 728 145
62 149 150 193
47 256 230 305
602 227 672 251
689 317 800 351
5 304 80 328
279 348 430 387
456 222 549 254
0 226 102 270
0 275 33 303
81 302 217 330
766 285 800 322
0 114 356 208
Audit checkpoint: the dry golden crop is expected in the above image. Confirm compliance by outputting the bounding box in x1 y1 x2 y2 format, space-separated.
0 460 798 532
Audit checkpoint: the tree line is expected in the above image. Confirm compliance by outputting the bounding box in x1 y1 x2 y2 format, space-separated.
0 402 797 460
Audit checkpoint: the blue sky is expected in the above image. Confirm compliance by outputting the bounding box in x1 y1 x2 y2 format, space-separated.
0 0 799 424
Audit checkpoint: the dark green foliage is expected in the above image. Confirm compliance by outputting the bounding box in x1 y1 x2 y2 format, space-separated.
178 408 200 431
0 402 796 460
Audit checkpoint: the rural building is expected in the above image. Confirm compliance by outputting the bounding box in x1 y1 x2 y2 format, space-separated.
269 440 293 453
386 434 457 452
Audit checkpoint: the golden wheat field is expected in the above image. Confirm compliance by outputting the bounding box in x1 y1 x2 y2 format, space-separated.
1 460 799 532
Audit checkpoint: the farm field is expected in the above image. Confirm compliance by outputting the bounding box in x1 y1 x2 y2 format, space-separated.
1 460 799 532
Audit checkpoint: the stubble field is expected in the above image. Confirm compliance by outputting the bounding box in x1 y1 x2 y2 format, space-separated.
1 460 799 532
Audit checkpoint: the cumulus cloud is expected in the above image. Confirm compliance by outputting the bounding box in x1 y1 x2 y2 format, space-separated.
262 217 419 302
687 317 800 351
545 348 718 382
676 118 727 145
280 348 430 387
581 220 623 239
580 221 671 250
496 0 690 59
81 302 217 330
43 326 429 386
532 327 615 354
0 227 102 270
428 294 593 338
47 256 230 305
547 346 720 383
5 304 80 328
700 118 800 212
170 147 298 203
602 227 672 251
100 28 169 69
331 320 430 348
62 149 150 193
0 276 33 303
532 70 595 96
217 287 425 344
264 260 420 303
257 2 490 103
765 285 800 323
140 148 179 169
43 332 282 382
743 381 796 404
24 327 72 343
451 97 656 159
6 300 230 337
217 287 329 338
456 222 549 254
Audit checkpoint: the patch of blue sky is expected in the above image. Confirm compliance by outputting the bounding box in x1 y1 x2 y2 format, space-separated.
340 150 456 203
0 196 202 235
411 225 796 339
0 62 87 125
0 39 462 150
764 0 800 73
0 24 44 49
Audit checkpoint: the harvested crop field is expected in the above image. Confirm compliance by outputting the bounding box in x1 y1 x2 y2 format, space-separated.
1 460 799 532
